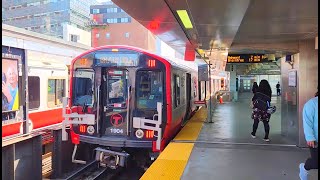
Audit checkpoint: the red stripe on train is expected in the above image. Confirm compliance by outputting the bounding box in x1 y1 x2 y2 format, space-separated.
2 108 63 137
2 123 21 137
29 108 63 129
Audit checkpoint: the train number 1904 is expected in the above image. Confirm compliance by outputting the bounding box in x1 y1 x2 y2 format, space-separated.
110 128 124 134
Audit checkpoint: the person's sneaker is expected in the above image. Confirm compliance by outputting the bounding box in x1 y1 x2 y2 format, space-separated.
251 133 256 138
263 138 270 142
299 163 308 180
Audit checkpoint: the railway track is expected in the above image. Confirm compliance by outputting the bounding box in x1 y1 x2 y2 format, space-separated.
64 160 122 180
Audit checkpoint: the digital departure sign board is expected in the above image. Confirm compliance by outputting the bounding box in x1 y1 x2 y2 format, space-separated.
227 54 268 63
95 53 139 66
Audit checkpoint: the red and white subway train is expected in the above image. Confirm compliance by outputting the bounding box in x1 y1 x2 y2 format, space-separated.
63 45 201 168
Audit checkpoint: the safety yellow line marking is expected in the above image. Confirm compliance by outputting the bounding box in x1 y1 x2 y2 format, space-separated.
157 143 194 161
174 123 203 141
174 107 206 141
141 108 207 180
140 143 194 180
140 159 186 180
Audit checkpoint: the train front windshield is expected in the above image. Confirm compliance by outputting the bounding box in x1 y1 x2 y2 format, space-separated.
72 69 94 106
106 70 128 107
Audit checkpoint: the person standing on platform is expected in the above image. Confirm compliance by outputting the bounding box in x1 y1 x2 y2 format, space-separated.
252 82 258 94
250 79 272 142
276 82 281 96
299 90 318 180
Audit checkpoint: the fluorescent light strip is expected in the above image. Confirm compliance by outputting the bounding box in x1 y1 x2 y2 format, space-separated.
176 10 193 29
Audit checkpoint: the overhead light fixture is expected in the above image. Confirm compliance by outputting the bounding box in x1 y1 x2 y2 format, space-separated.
176 10 193 29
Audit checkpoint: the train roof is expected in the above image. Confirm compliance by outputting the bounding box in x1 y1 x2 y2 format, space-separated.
72 45 198 72
162 56 198 72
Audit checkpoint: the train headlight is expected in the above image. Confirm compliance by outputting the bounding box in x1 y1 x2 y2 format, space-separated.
87 125 95 135
135 129 144 139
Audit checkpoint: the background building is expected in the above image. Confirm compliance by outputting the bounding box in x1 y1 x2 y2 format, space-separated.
2 0 98 46
89 2 157 52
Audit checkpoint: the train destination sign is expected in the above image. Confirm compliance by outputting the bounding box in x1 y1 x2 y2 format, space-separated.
95 53 139 66
227 54 268 63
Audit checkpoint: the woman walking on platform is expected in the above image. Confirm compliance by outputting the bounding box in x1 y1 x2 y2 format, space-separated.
250 79 272 142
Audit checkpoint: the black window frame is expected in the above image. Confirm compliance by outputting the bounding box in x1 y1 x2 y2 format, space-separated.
18 76 41 110
47 78 66 108
173 74 180 108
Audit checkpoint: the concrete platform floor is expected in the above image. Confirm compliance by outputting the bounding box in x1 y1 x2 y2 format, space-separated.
198 92 291 144
181 92 318 180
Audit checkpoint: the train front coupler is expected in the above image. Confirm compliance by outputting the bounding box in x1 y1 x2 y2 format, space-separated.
94 147 130 169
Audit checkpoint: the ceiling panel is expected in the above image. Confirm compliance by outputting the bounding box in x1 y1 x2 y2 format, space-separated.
112 0 317 61
233 0 318 46
166 0 251 50
186 0 251 26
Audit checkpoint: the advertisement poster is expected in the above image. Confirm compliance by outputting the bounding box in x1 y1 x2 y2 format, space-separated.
2 58 19 112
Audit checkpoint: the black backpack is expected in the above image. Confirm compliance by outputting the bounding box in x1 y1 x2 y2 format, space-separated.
253 92 271 111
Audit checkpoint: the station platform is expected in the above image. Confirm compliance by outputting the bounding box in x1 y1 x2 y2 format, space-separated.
141 93 318 180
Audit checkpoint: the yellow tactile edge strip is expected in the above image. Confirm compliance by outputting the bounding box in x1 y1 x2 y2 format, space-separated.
174 107 207 141
140 108 207 180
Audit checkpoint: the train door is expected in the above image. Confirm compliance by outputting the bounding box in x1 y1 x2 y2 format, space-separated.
184 73 191 123
100 69 130 137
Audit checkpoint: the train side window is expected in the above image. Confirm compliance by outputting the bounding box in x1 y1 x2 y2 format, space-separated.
136 70 163 109
174 74 180 107
18 76 40 109
47 79 65 108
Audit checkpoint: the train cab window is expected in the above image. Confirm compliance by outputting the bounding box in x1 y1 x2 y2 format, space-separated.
106 70 128 107
18 76 40 109
47 79 65 108
173 75 180 107
136 71 163 109
72 69 94 106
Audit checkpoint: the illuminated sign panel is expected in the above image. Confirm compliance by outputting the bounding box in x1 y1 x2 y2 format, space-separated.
227 54 268 63
95 53 139 67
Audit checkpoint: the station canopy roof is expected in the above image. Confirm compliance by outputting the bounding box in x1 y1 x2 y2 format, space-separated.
112 0 318 66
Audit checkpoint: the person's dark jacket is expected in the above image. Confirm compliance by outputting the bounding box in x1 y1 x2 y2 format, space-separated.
252 90 271 111
252 92 271 103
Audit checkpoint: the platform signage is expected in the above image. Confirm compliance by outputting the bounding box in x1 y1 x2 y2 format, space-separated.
227 54 268 63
